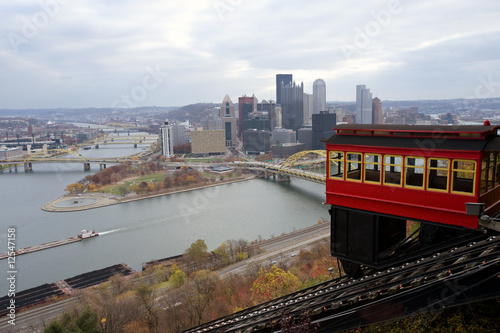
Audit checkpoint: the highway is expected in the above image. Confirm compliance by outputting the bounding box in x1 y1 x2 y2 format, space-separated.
0 223 330 332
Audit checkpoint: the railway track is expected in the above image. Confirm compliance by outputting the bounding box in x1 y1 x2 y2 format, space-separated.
185 232 500 333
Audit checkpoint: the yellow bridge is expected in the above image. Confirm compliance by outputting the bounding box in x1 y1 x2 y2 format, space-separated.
235 150 326 184
1 148 326 184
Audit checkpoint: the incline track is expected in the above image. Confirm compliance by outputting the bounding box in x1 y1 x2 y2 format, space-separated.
185 233 500 332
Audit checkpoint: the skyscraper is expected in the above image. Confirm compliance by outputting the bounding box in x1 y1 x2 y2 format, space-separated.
221 95 237 146
257 100 276 131
160 119 174 157
313 79 326 114
281 81 304 135
238 94 257 136
372 97 383 124
276 74 293 105
312 111 336 150
356 85 373 124
303 93 313 125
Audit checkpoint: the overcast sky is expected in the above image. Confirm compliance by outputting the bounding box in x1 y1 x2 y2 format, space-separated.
1 0 500 109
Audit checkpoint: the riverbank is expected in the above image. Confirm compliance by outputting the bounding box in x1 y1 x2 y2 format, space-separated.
42 175 257 212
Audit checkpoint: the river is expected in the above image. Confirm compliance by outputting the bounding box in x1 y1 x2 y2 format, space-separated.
0 144 328 293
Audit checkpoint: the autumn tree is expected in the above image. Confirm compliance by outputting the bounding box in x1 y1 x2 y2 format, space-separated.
136 285 159 333
169 264 186 288
65 183 85 193
251 266 300 303
211 242 230 269
44 306 101 333
185 239 209 272
184 270 220 326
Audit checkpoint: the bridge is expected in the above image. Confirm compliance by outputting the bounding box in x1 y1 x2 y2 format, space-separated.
0 148 327 183
235 150 326 184
88 134 158 148
0 149 136 172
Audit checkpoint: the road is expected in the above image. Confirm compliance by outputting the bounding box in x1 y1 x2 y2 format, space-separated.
0 222 330 332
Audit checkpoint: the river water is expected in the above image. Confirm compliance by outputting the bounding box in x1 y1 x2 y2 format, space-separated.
0 144 328 293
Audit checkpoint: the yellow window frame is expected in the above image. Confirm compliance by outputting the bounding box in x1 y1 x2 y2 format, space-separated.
404 156 425 189
364 153 382 184
383 154 403 187
451 159 476 196
329 151 344 180
346 152 362 182
427 158 450 192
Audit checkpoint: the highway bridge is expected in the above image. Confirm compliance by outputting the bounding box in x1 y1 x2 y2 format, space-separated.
88 134 158 148
233 150 326 184
0 149 327 183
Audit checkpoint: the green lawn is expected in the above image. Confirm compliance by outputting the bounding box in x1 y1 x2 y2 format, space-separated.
96 172 168 194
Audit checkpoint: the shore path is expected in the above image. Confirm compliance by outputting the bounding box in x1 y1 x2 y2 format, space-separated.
42 175 256 212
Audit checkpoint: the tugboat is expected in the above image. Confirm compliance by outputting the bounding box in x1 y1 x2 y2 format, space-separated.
78 229 99 238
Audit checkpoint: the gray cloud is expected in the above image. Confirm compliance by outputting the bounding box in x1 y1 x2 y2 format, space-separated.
1 0 499 108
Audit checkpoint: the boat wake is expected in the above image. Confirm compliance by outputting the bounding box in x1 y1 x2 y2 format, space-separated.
98 228 121 236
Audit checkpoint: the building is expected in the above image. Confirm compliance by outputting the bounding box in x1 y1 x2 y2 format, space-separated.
372 97 383 124
276 74 293 105
191 130 226 155
275 106 282 128
312 111 336 150
242 111 270 131
303 93 313 125
238 95 257 136
160 119 174 157
298 126 313 150
201 107 223 131
0 147 23 159
313 79 326 114
257 100 276 131
281 81 304 134
172 122 188 146
242 129 271 154
356 85 373 124
272 142 306 158
221 95 237 146
271 127 296 145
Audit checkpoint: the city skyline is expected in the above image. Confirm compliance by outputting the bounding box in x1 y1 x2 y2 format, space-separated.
1 1 500 109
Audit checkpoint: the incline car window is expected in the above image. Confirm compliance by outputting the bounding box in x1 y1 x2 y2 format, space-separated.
428 158 449 191
384 155 402 186
327 149 478 196
329 151 344 179
346 153 362 181
364 154 381 183
452 160 475 195
405 157 425 188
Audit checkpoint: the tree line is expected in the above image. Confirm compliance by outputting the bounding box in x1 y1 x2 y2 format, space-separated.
43 237 337 333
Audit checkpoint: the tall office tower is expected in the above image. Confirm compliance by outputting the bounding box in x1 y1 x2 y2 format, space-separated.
276 74 293 105
221 95 237 146
312 111 336 150
313 79 326 114
258 100 276 131
356 85 373 124
172 122 187 146
160 119 174 157
281 81 304 135
238 94 257 136
303 93 313 125
372 97 383 124
275 106 282 128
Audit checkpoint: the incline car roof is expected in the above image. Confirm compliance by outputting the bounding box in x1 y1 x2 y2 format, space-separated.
332 124 499 134
324 124 500 151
